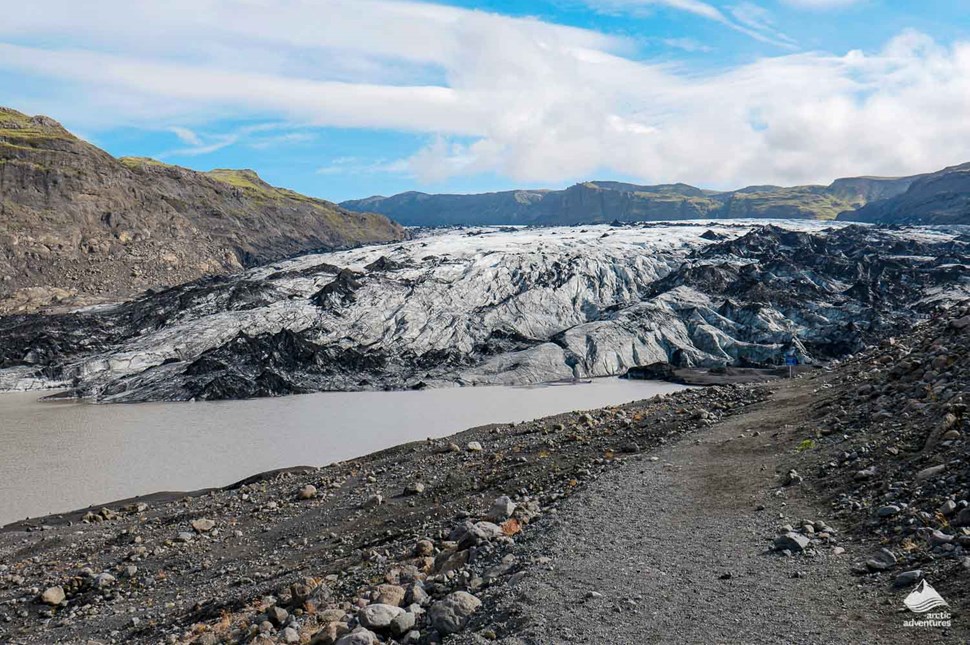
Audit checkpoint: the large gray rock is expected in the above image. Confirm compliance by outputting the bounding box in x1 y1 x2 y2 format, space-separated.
894 570 924 588
773 532 810 553
454 521 504 550
429 591 482 635
358 604 405 630
390 610 416 635
486 496 516 522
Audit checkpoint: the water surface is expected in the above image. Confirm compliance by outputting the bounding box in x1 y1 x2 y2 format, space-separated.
0 379 684 525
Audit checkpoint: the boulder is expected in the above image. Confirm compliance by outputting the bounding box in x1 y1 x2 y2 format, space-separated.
334 628 379 645
773 532 810 553
375 584 406 607
429 591 482 635
486 496 516 522
358 603 404 630
40 586 65 606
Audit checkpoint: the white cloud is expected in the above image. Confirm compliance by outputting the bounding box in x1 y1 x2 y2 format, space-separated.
169 126 203 146
661 37 714 53
1 2 968 190
316 156 406 176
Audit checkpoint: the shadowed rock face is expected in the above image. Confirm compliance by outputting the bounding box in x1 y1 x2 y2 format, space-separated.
0 107 405 314
0 222 967 403
839 162 970 225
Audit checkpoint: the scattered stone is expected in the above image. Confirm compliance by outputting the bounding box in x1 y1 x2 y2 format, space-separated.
390 610 416 635
466 441 483 452
404 481 425 496
334 628 379 645
894 570 924 588
784 469 803 486
774 532 810 553
486 496 516 523
268 605 289 627
414 539 435 557
358 604 404 630
191 518 216 533
865 548 898 572
92 573 116 589
939 500 958 516
915 464 946 481
429 591 481 635
876 505 900 518
375 584 406 607
39 586 65 606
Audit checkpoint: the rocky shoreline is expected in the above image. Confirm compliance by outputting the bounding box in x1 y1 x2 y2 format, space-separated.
0 306 967 644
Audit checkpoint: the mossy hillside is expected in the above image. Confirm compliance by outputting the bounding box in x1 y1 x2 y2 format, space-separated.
0 105 406 313
722 188 858 220
119 156 177 170
0 108 76 148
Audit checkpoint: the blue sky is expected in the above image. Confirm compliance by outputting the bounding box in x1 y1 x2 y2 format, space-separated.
2 0 969 202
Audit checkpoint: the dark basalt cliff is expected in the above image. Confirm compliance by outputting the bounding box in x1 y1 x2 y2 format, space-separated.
839 162 970 226
0 107 406 313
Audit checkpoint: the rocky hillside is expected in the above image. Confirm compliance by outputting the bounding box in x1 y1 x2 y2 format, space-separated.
839 162 970 225
1 222 967 402
341 176 920 227
0 107 405 314
796 305 970 584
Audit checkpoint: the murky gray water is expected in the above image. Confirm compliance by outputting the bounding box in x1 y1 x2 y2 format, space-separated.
0 379 684 525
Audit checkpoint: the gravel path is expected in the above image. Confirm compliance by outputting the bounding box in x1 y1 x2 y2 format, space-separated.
490 379 958 644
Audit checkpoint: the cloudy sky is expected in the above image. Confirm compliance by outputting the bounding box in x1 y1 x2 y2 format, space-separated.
3 0 969 201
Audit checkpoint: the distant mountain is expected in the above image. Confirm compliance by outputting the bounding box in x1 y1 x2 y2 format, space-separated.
0 107 405 313
838 163 970 225
342 175 922 227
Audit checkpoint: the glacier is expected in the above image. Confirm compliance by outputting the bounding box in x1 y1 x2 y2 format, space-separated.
0 221 967 402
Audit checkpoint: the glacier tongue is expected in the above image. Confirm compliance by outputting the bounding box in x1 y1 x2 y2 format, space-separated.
1 221 967 402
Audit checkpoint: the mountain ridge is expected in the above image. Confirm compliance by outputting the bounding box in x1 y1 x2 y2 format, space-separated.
341 174 928 227
838 162 970 225
0 107 405 313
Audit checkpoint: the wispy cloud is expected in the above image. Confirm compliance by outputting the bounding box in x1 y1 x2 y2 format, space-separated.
158 123 312 158
783 0 865 8
168 126 203 146
316 156 408 177
661 37 715 53
587 0 798 49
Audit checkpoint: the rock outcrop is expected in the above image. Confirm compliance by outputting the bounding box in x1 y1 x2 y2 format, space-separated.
0 107 405 313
